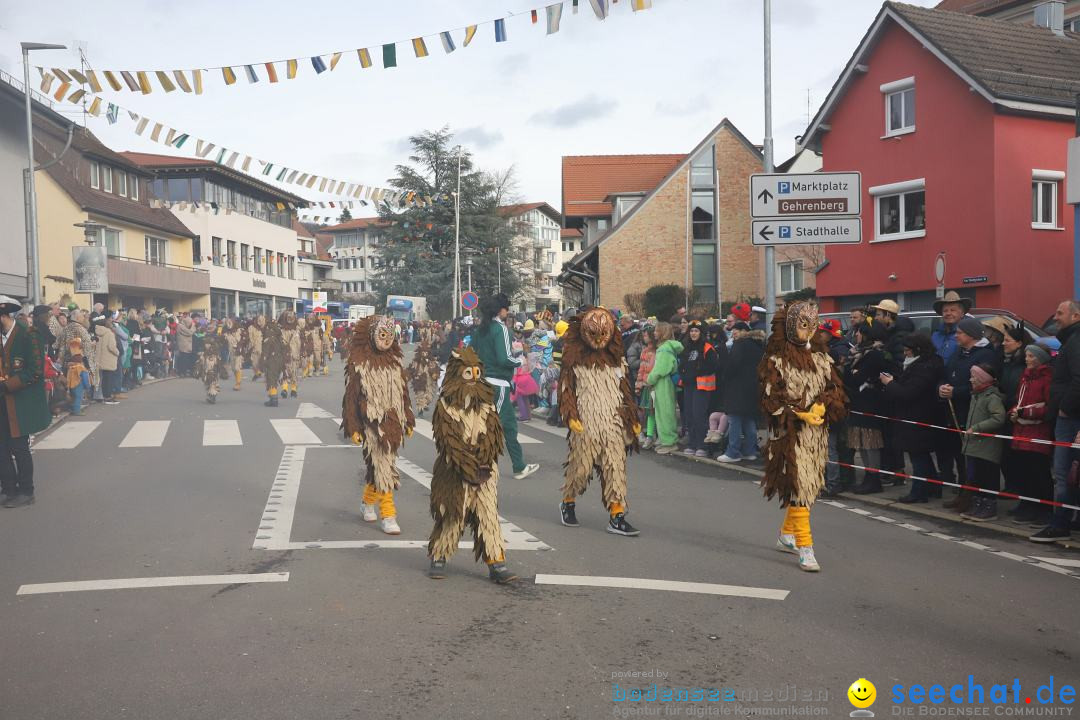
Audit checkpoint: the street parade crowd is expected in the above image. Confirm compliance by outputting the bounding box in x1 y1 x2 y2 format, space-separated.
1 291 1079 578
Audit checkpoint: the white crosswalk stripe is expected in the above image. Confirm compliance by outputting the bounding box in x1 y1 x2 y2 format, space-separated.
269 419 323 445
119 421 171 448
413 417 541 444
34 421 101 450
203 420 242 446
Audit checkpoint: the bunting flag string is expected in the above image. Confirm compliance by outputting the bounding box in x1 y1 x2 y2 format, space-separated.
37 0 654 96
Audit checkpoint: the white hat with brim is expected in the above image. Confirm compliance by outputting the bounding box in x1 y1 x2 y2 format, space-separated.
0 295 22 316
870 299 901 315
751 306 767 314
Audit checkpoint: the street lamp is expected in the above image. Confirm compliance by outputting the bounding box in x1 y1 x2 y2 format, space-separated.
74 221 105 246
23 41 67 305
466 256 474 294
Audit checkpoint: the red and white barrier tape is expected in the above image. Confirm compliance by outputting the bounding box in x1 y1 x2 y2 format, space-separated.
846 410 1080 450
828 460 1080 513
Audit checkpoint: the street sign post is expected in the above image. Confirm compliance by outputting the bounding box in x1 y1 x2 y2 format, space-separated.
460 291 478 311
934 253 946 299
311 291 328 313
751 219 861 246
751 172 861 219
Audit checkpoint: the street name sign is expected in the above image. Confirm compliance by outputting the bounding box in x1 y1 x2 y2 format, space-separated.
751 172 861 218
752 219 862 246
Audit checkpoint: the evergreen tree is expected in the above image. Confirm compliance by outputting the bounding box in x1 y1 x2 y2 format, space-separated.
372 127 520 320
338 206 353 224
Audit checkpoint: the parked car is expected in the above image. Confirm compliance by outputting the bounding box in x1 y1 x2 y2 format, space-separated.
817 308 1049 345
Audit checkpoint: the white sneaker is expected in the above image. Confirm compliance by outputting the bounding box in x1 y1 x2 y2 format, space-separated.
361 503 377 522
744 455 759 462
380 517 401 535
798 546 820 572
775 534 797 554
715 454 741 463
513 463 540 480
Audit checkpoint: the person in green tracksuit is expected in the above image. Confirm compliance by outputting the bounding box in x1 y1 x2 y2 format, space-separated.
646 322 683 455
471 294 540 480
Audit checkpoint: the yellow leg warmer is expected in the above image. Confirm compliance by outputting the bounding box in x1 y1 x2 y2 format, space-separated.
291 381 298 393
280 384 288 396
562 496 576 504
376 490 396 518
609 501 625 517
268 386 278 398
485 552 505 565
362 483 377 505
783 506 813 548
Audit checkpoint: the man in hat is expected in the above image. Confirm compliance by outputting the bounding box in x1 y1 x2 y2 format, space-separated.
0 296 49 508
750 306 768 332
931 291 973 366
471 293 540 480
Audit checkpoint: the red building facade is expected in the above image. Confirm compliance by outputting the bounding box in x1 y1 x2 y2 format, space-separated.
805 2 1080 323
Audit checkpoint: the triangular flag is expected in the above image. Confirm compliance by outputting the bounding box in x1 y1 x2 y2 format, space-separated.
262 162 273 176
173 70 192 92
53 81 71 101
276 168 288 181
532 9 538 23
173 134 189 148
631 0 651 9
311 56 327 74
305 175 318 188
296 173 309 185
39 73 54 93
382 43 397 68
106 104 118 124
150 123 163 142
245 65 259 83
104 70 123 91
287 59 298 79
87 96 102 116
85 70 103 93
52 68 72 84
494 18 508 42
67 89 86 104
193 69 204 95
120 71 140 91
264 62 279 82
464 25 478 46
357 48 372 68
199 142 216 159
547 3 564 33
572 0 580 13
155 70 176 92
412 37 429 58
440 32 456 53
589 0 608 19
319 178 328 192
287 170 299 183
165 128 176 145
329 52 342 70
136 71 153 94
225 151 239 168
242 156 252 172
68 69 88 85
222 67 237 85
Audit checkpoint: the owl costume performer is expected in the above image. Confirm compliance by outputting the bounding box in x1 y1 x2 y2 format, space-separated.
558 306 641 537
247 315 265 381
278 310 302 398
426 347 517 584
758 302 847 572
406 339 441 418
261 320 287 407
200 332 229 404
342 315 415 535
300 317 316 378
223 317 247 391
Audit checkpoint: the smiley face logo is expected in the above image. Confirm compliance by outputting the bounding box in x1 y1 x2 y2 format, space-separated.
848 678 877 709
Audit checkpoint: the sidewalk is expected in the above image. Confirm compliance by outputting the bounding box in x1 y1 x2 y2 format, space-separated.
656 441 1080 552
39 374 178 437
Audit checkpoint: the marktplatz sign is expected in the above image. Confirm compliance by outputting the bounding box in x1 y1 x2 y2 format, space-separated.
750 172 861 218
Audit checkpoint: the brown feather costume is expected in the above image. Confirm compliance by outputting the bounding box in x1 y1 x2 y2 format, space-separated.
201 333 229 398
247 316 265 376
278 309 302 390
758 304 847 507
406 339 441 414
261 321 286 392
428 347 507 563
342 316 415 492
558 307 640 511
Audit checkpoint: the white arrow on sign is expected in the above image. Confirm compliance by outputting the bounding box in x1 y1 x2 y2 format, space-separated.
750 171 862 219
752 218 862 246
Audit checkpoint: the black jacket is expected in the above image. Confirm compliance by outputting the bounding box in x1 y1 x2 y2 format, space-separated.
1049 321 1080 419
722 330 765 416
883 354 944 454
678 337 719 386
941 339 1000 427
844 343 890 430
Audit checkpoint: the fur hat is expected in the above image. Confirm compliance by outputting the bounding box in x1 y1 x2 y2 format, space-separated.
731 302 751 322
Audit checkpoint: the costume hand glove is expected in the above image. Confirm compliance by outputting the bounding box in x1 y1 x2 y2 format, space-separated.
569 418 584 434
351 431 362 445
632 423 642 436
794 403 826 426
406 426 414 437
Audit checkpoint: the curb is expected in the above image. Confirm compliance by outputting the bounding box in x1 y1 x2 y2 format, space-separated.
657 442 1080 553
35 375 179 443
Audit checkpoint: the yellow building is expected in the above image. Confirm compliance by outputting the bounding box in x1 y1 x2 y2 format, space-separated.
33 113 208 313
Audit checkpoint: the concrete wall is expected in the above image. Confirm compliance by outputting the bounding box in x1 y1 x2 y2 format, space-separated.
0 96 29 297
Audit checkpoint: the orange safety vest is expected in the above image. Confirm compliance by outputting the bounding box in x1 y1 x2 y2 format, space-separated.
695 342 717 391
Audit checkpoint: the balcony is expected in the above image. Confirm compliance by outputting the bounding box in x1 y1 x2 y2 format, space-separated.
532 236 549 249
535 263 553 275
314 279 343 292
107 255 210 295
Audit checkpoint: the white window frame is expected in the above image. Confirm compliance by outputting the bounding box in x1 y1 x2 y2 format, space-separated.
881 77 916 138
1032 169 1064 230
90 161 100 189
102 166 113 193
117 171 127 198
130 173 138 200
778 261 804 294
870 178 926 242
102 227 122 257
144 235 167 266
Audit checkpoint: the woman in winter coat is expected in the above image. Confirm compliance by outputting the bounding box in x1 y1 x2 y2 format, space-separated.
176 316 195 377
880 332 944 503
716 322 765 463
635 326 658 450
961 363 1007 522
678 320 720 457
646 322 683 455
94 316 121 402
845 322 892 494
997 324 1028 515
1006 345 1054 525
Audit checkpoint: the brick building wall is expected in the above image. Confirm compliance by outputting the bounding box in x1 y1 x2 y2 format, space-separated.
714 128 764 303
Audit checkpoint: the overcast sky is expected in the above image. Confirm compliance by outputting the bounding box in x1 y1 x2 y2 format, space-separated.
0 0 937 216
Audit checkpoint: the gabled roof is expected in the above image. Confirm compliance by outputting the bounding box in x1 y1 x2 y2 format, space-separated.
801 2 1080 149
934 0 1025 13
292 217 315 239
560 227 583 238
561 154 686 218
120 150 309 205
497 201 562 225
565 118 762 269
318 216 387 233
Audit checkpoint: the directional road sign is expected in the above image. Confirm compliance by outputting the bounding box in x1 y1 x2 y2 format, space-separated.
750 172 861 219
752 219 862 246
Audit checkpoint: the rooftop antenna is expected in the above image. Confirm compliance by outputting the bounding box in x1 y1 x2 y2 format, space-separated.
75 40 88 126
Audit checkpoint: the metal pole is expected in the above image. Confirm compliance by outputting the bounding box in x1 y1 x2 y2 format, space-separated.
1074 94 1080 299
763 0 776 321
23 47 41 305
453 147 462 319
497 246 502 294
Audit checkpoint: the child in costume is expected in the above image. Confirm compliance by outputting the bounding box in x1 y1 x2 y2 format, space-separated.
342 315 415 535
223 317 247 391
278 310 302 398
261 320 287 407
200 331 229 404
406 338 441 418
758 302 847 572
427 347 517 584
247 315 265 381
558 306 641 536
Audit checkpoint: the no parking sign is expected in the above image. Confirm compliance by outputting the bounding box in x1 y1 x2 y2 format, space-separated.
460 291 478 311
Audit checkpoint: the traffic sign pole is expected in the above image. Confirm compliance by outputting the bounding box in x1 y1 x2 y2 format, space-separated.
763 0 775 322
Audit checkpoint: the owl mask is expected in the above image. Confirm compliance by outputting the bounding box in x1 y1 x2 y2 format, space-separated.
371 316 396 352
580 307 615 350
785 301 819 347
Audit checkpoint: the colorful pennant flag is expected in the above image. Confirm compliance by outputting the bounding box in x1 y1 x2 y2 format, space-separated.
39 72 54 93
87 97 101 116
150 122 163 141
573 0 580 13
106 103 119 124
68 69 88 85
329 52 342 70
104 71 123 91
52 68 72 84
154 70 175 92
265 62 279 82
547 3 564 33
67 89 86 104
53 81 71 102
173 70 192 93
245 65 259 83
85 70 103 93
382 43 397 68
193 69 203 95
311 56 327 74
357 48 372 68
589 0 608 19
137 71 153 94
120 71 139 91
222 67 237 85
631 0 652 8
494 18 508 42
287 59 298 79
464 25 478 46
412 37 429 58
440 31 456 53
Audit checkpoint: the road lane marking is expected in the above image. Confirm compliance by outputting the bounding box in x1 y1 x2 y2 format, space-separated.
17 572 289 595
524 420 569 438
203 419 242 446
533 574 788 600
296 402 333 418
412 417 540 444
119 420 170 448
270 419 322 445
1030 556 1080 568
34 421 101 449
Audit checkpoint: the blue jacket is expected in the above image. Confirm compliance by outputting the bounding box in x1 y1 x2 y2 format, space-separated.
932 324 959 366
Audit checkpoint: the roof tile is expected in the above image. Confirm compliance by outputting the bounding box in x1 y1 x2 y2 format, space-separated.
561 154 685 219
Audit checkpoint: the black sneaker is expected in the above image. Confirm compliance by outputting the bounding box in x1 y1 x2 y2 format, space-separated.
290 390 297 398
559 501 580 527
264 397 278 407
1029 526 1071 543
607 513 640 537
428 559 447 579
488 563 518 584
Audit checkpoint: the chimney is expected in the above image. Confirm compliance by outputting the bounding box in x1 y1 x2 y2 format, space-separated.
1034 0 1065 36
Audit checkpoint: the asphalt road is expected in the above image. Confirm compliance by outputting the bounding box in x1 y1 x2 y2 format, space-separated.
2 353 1078 720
